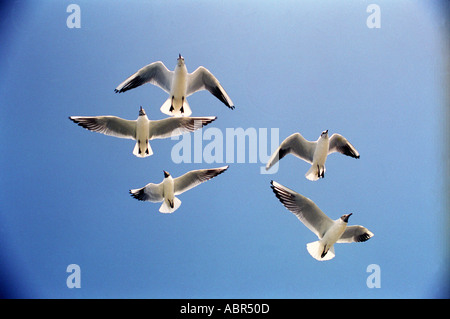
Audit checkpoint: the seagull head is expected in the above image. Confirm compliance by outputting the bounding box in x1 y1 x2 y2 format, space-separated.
177 54 185 66
163 171 171 178
320 130 329 138
340 213 352 223
139 106 146 116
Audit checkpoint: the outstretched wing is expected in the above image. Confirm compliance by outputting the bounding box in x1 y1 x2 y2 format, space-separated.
129 182 164 202
149 116 216 140
187 66 234 109
328 134 360 158
337 225 374 243
115 61 173 94
69 116 136 139
270 180 334 238
174 166 229 195
266 133 316 170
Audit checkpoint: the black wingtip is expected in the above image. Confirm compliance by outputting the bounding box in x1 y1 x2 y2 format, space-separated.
210 165 230 180
356 232 372 242
350 151 360 159
68 116 79 124
270 183 284 202
129 189 141 201
217 165 230 175
269 180 277 193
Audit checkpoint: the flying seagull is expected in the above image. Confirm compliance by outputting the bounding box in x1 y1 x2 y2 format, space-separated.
266 130 360 181
114 54 234 117
270 181 373 261
130 166 229 213
69 106 216 158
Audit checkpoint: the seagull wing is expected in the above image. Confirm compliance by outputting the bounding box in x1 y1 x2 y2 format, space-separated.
328 134 360 158
114 61 173 94
149 116 216 140
266 133 316 170
337 225 374 243
270 180 334 238
129 182 164 202
174 166 229 195
186 66 234 109
69 116 136 139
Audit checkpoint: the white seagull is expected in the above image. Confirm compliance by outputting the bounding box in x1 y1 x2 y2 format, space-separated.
114 54 234 117
130 166 229 213
69 106 216 158
271 180 373 261
266 130 360 181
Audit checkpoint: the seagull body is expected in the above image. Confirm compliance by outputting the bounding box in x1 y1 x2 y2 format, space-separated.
161 171 178 212
130 166 229 213
69 106 216 158
135 107 150 156
266 130 360 181
169 57 189 115
271 180 373 261
114 54 234 117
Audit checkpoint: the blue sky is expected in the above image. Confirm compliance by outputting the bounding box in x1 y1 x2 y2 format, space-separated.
0 0 448 298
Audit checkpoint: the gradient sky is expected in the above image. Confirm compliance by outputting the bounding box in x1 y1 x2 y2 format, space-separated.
0 0 448 298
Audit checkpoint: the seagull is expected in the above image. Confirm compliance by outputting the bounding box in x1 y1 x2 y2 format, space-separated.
114 54 234 117
69 106 216 158
266 130 360 181
270 180 373 261
130 166 229 213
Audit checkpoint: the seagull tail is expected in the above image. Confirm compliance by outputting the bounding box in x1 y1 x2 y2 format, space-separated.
160 98 192 117
159 197 182 213
160 98 173 116
133 141 153 158
305 165 324 181
306 241 335 261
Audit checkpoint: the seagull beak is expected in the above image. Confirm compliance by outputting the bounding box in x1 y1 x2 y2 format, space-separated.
139 106 145 116
344 213 353 222
163 171 170 178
